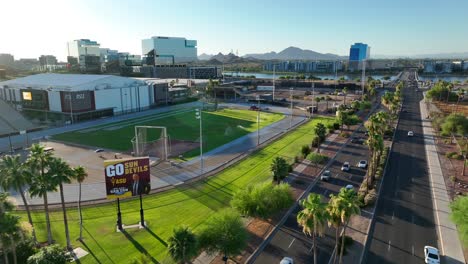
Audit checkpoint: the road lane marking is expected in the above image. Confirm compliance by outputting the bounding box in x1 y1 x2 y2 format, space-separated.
388 240 391 251
412 245 414 255
412 193 414 199
288 238 296 249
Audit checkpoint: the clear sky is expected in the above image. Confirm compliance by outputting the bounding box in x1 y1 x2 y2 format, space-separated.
1 0 467 61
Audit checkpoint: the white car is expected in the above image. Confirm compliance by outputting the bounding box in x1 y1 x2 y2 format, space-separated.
345 184 354 190
408 131 414 137
357 160 368 169
280 257 294 264
341 162 350 171
320 170 331 181
424 246 440 264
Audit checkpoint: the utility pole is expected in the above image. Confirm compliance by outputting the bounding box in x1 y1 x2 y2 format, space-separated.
290 88 293 129
195 108 203 175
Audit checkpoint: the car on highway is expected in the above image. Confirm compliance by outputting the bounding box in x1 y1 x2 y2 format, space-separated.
357 160 368 169
94 149 104 153
280 257 294 264
341 162 350 171
320 170 331 181
408 131 414 137
424 246 440 264
249 105 259 111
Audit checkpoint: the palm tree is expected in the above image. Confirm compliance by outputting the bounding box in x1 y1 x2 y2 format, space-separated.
0 155 36 244
342 87 348 106
297 194 327 264
446 82 454 102
27 144 55 245
168 226 198 264
0 192 30 264
74 166 88 241
49 158 74 250
336 188 361 264
270 157 289 184
455 89 465 113
314 123 327 153
327 194 342 264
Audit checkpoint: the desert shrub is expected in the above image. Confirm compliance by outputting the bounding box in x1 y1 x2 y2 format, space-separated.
308 152 328 165
364 189 377 206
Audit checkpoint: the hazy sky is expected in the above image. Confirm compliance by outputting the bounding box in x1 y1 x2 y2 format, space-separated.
2 0 467 61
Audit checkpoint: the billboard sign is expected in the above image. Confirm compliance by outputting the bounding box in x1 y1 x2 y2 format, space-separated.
104 157 151 200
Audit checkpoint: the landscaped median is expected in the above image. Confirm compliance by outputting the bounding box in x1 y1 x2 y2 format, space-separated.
18 116 335 263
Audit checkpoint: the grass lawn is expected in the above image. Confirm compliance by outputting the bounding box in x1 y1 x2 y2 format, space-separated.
21 116 336 264
52 108 284 159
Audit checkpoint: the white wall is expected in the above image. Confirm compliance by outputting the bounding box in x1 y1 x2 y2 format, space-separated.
47 91 62 112
94 85 152 114
94 88 123 112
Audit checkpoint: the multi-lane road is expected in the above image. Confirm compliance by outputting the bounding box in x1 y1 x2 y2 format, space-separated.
364 71 438 263
254 112 372 264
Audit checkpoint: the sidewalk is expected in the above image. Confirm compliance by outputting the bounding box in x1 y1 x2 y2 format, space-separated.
420 100 466 264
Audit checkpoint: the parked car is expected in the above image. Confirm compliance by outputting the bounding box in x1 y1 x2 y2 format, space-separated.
280 257 294 264
357 160 368 169
351 137 364 144
424 246 440 264
345 184 354 190
341 162 350 171
95 149 104 153
320 170 331 181
408 131 414 137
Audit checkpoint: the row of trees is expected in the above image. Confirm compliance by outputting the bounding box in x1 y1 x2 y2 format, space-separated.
297 188 361 264
426 80 465 104
0 144 89 256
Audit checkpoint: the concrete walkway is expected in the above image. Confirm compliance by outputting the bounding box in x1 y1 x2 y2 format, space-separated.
420 99 466 264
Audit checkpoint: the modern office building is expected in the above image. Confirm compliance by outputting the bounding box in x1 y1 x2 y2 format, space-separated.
349 43 370 71
67 39 101 63
0 54 14 66
141 36 197 63
39 55 58 66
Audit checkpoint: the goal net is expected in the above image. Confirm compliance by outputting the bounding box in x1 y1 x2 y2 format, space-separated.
132 126 169 161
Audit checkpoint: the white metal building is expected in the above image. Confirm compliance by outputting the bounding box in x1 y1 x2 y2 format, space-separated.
0 73 156 121
141 36 197 63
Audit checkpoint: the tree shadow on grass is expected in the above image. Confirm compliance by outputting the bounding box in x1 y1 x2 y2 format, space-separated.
145 227 168 247
79 239 102 264
121 230 160 264
83 225 115 264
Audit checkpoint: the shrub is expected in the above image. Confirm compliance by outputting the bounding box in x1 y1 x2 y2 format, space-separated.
27 245 71 264
328 128 335 134
446 151 462 159
231 182 294 219
301 145 311 159
308 152 328 165
326 123 335 129
288 164 294 172
333 122 340 130
364 189 377 206
339 132 350 138
294 155 300 163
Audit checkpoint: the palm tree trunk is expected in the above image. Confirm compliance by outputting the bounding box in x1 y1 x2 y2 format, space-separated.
78 182 83 240
12 245 17 264
43 194 53 245
313 231 317 264
60 184 72 250
3 249 9 264
339 223 349 264
18 187 36 244
333 227 339 264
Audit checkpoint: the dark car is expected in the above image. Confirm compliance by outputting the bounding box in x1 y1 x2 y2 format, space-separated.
249 105 259 111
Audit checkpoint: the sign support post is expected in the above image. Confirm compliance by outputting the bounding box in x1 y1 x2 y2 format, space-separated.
139 194 145 227
117 198 123 230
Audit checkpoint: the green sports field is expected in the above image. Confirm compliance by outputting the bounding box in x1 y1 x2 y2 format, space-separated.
52 108 284 159
19 116 336 264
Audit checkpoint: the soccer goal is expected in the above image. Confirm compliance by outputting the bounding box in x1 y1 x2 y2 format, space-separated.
132 126 169 161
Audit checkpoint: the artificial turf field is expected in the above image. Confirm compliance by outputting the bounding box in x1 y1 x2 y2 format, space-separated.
52 108 284 159
23 116 336 264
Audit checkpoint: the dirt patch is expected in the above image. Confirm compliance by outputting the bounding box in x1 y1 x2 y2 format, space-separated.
168 139 199 158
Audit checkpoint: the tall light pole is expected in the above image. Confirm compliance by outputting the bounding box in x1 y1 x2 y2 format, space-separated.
290 88 293 129
361 59 366 99
272 64 276 101
195 108 203 175
256 95 260 146
311 82 315 119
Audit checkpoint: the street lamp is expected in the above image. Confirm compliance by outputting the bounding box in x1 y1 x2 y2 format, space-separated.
272 64 276 101
195 108 203 175
256 95 260 146
290 88 293 129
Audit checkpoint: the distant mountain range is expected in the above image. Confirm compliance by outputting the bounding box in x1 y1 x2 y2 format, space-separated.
198 47 346 61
